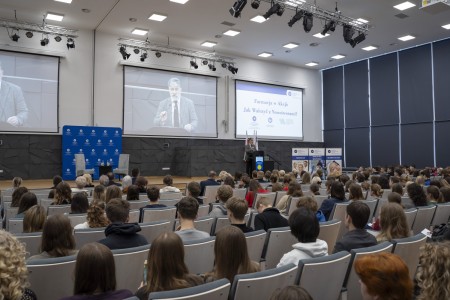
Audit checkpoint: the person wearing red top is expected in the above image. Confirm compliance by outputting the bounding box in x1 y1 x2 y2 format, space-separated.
245 179 268 207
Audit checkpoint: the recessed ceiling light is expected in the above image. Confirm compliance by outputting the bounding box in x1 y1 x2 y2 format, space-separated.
394 1 416 11
362 45 378 51
170 0 189 4
148 14 167 22
132 28 148 36
258 52 273 58
283 43 299 49
54 0 72 3
250 15 267 23
305 62 318 67
313 33 330 39
442 24 450 30
331 54 346 60
223 29 241 36
201 41 217 47
46 13 64 21
398 35 415 41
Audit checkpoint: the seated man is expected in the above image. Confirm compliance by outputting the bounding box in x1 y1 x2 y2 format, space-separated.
209 185 233 218
175 196 210 242
200 170 220 196
186 181 203 204
159 174 180 193
98 198 148 250
333 201 377 253
254 196 288 231
107 172 121 186
226 197 253 233
144 186 167 209
98 175 109 187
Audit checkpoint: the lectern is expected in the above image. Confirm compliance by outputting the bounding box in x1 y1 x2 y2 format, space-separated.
252 151 265 172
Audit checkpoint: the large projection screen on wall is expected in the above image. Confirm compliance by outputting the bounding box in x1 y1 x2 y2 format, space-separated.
235 80 303 140
123 66 217 137
0 50 59 133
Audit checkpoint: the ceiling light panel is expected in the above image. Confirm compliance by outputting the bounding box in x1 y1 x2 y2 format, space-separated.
313 33 330 38
394 2 416 11
331 54 346 59
54 0 72 3
305 62 318 66
223 29 241 36
258 52 273 57
283 43 299 49
362 46 378 51
250 15 267 23
201 41 217 47
398 35 415 41
132 28 148 35
442 24 450 30
148 14 167 21
46 13 64 21
170 0 189 4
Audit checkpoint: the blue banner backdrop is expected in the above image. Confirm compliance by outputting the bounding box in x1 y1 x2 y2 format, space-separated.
62 125 123 180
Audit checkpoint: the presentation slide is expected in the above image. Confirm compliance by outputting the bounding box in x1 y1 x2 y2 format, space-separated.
123 66 217 137
0 50 59 133
235 80 303 140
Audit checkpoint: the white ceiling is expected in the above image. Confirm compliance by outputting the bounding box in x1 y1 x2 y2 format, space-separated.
0 0 449 69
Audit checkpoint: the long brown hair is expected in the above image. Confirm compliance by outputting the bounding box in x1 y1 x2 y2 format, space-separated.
105 185 122 204
41 214 75 257
23 205 46 233
145 232 191 293
54 181 72 205
376 203 410 242
87 203 109 228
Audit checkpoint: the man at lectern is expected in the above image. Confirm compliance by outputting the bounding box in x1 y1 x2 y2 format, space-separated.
244 137 256 175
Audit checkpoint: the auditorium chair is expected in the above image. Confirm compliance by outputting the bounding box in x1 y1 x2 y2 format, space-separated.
392 233 427 279
183 237 215 275
148 279 230 300
318 219 341 254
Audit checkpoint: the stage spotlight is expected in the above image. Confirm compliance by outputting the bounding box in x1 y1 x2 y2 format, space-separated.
276 4 285 17
229 0 247 18
66 38 75 50
25 31 33 38
303 13 313 32
54 36 62 42
350 32 366 48
40 38 49 46
155 51 161 58
343 25 355 43
321 20 336 36
140 52 148 62
119 46 130 60
263 3 281 19
251 0 260 9
133 48 140 54
228 65 238 74
190 60 198 69
221 62 227 68
202 59 208 65
208 63 216 71
288 10 305 27
11 33 20 42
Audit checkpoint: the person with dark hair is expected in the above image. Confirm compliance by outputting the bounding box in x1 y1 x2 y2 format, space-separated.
240 174 251 189
135 232 203 300
131 168 140 185
105 185 122 204
348 183 365 201
276 181 303 214
200 170 220 196
255 196 288 231
135 176 148 193
391 182 404 196
440 186 450 203
28 214 77 260
223 175 235 188
16 192 37 218
175 196 210 242
186 181 203 204
226 197 253 233
332 201 377 253
296 196 326 222
388 192 402 205
60 243 133 300
126 185 140 201
378 175 390 189
23 205 46 233
309 183 321 196
319 181 347 220
204 226 260 282
98 198 148 250
426 185 442 203
277 207 327 267
209 185 233 218
406 182 428 207
270 286 313 300
53 181 72 205
71 192 89 214
93 185 106 203
142 185 166 208
106 172 121 187
48 175 63 198
159 174 180 193
244 138 257 175
11 186 28 207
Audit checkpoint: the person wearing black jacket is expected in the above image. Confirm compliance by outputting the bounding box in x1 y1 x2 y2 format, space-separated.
254 196 288 231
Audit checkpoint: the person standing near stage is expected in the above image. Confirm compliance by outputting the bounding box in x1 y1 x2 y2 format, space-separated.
244 137 256 175
0 62 28 127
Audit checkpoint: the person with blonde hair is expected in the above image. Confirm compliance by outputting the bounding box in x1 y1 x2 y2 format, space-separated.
82 173 94 187
0 230 37 299
74 202 110 230
376 203 410 242
296 196 325 222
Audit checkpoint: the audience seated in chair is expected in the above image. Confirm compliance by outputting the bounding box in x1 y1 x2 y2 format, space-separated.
254 196 288 232
98 175 109 187
407 183 428 207
28 214 78 260
107 171 122 187
160 175 180 193
141 186 166 209
200 171 220 196
276 181 303 215
105 185 122 204
93 185 106 203
71 176 89 195
131 168 140 185
270 286 313 300
48 175 63 198
135 232 203 300
296 196 326 222
0 230 37 300
319 181 348 220
121 175 133 194
23 205 46 233
332 201 377 253
52 182 72 205
186 181 204 204
11 187 29 207
98 198 148 250
71 192 89 214
226 197 253 233
60 242 133 300
126 185 140 201
376 202 410 243
245 179 268 208
209 185 233 218
204 225 260 282
134 176 148 193
16 192 38 218
277 207 328 267
268 174 283 193
74 202 109 230
175 196 210 242
83 173 94 188
355 253 413 300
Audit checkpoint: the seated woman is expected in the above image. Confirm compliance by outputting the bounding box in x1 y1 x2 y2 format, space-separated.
376 203 410 242
406 183 428 207
370 183 382 199
126 185 140 201
426 185 442 203
348 183 365 201
245 179 268 208
204 225 260 282
83 173 94 188
276 181 303 214
0 230 37 300
74 202 109 230
71 176 89 195
121 175 132 194
16 192 38 218
52 182 72 205
23 205 46 233
28 214 77 260
11 187 29 207
135 232 203 300
355 253 413 300
48 175 63 198
60 242 133 300
277 207 328 267
71 192 89 214
93 185 106 203
105 185 122 204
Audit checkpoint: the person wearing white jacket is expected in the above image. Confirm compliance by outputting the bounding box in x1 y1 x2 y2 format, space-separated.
277 207 328 267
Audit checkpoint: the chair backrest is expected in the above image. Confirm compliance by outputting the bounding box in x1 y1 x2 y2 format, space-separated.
149 278 230 300
392 233 427 280
297 251 352 300
245 230 267 262
27 255 77 300
212 214 250 235
9 218 24 234
263 226 298 269
141 207 177 223
314 195 328 209
194 216 215 234
15 232 42 258
5 207 19 231
411 205 437 235
329 202 350 241
75 153 86 170
47 205 72 216
197 204 210 217
159 199 180 206
139 220 173 244
204 185 221 205
364 199 378 219
233 188 247 199
129 209 141 223
431 202 450 226
160 192 183 200
66 213 87 228
318 219 342 254
118 153 130 170
286 197 300 216
229 263 298 300
319 188 328 196
404 208 418 230
401 196 415 209
74 227 106 249
128 200 148 210
248 212 258 229
39 198 54 211
345 242 394 300
274 191 287 206
112 244 150 291
374 198 388 218
183 237 216 275
252 192 276 209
